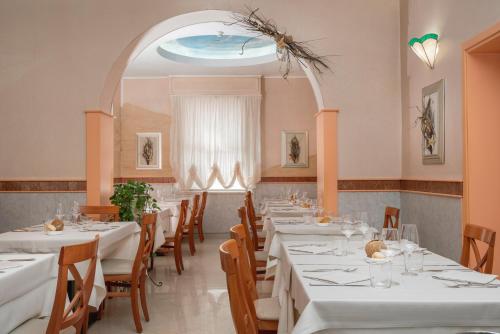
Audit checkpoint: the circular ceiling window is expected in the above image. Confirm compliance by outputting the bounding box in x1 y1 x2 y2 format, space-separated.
156 22 278 67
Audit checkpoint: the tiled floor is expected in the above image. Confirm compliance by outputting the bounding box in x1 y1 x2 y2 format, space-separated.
91 235 235 334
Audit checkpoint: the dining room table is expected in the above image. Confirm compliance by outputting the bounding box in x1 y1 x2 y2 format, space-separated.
156 197 192 234
271 238 500 334
0 253 58 333
0 220 164 310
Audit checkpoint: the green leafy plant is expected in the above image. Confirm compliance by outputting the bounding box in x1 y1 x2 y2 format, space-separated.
110 181 159 223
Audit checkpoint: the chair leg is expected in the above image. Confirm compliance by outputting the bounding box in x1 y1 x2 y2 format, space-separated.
188 230 196 255
179 245 185 270
81 309 89 334
139 273 150 321
174 246 182 275
130 284 143 333
197 222 205 242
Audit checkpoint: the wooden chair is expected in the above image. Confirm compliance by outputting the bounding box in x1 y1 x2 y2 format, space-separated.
101 213 157 333
230 224 274 298
157 200 189 275
11 237 99 334
246 191 263 224
194 191 208 242
219 239 279 334
79 205 120 222
460 224 496 274
245 198 266 251
238 207 268 281
183 194 200 256
383 207 400 229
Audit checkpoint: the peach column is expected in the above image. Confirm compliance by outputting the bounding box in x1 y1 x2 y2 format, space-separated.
315 109 339 214
85 111 114 205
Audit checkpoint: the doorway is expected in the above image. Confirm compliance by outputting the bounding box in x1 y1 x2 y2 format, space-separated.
463 22 500 273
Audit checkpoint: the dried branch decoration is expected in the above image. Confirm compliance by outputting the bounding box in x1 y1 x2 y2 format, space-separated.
142 138 154 165
414 100 436 154
227 7 331 79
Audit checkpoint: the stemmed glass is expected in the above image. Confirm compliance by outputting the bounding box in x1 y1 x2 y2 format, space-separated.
341 218 356 255
55 203 64 221
400 224 420 276
71 201 81 224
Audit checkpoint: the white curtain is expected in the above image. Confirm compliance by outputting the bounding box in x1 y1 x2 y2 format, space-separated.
170 95 261 190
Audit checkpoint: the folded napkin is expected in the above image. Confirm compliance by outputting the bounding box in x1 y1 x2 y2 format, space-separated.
0 261 23 270
288 245 336 254
308 271 370 285
433 271 498 285
80 225 112 232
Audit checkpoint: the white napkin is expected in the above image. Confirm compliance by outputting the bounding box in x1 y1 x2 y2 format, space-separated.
433 271 498 285
308 271 370 285
0 261 23 270
288 245 336 254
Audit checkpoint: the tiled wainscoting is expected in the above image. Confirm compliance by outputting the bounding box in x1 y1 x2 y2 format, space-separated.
0 183 462 261
400 192 462 261
0 192 86 233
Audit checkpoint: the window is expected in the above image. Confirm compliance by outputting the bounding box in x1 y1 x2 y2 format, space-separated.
170 95 261 191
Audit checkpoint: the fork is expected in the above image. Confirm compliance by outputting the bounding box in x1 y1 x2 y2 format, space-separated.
303 268 358 273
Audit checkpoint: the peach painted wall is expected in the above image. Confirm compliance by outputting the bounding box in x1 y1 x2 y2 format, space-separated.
465 53 500 273
115 76 317 178
402 0 500 180
0 0 402 181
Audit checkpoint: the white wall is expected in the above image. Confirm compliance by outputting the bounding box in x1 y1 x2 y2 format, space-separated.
0 0 402 180
402 0 500 180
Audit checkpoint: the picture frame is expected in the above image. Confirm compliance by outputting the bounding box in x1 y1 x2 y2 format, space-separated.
421 79 445 165
281 130 309 168
136 132 162 169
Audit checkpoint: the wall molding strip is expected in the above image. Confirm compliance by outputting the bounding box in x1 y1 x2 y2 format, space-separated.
0 178 463 196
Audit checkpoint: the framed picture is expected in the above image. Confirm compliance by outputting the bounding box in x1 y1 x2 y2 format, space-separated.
421 79 445 165
281 131 309 168
136 132 162 169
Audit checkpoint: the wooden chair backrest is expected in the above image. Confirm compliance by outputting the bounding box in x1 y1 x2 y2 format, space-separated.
186 194 200 230
196 191 208 221
460 224 496 274
219 239 257 334
46 236 99 334
80 205 120 222
174 200 189 243
244 198 259 250
230 224 258 301
245 191 257 219
383 207 400 229
238 207 257 281
132 213 157 280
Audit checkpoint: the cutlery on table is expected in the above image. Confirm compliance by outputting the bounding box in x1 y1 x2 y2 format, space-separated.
303 268 358 273
423 268 472 272
0 258 36 262
445 282 500 288
288 248 315 254
288 243 327 247
431 275 499 287
309 283 369 287
303 275 370 285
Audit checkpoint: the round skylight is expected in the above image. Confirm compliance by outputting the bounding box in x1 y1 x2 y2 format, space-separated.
156 22 278 67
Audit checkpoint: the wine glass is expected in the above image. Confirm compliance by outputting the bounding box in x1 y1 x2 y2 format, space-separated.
382 228 400 245
55 203 64 221
341 222 356 255
71 201 81 224
400 224 421 276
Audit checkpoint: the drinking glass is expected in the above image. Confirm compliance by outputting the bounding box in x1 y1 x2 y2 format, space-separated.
55 203 64 221
71 201 81 224
368 259 392 288
358 221 370 244
400 224 421 275
382 228 400 248
341 222 356 255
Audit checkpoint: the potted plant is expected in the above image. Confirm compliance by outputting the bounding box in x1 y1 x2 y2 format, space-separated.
110 181 160 224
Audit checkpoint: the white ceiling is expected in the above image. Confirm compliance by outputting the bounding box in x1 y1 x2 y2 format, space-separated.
123 21 305 78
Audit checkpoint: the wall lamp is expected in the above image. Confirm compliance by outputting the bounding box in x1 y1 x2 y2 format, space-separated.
408 33 439 69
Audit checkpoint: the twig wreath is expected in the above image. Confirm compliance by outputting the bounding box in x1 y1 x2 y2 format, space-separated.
227 7 331 79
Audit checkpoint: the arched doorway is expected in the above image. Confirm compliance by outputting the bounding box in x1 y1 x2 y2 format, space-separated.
89 9 338 212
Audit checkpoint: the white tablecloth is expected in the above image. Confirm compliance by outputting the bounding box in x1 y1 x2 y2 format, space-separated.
274 240 500 334
267 207 313 218
157 200 184 234
263 217 369 257
0 253 58 333
0 222 157 315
